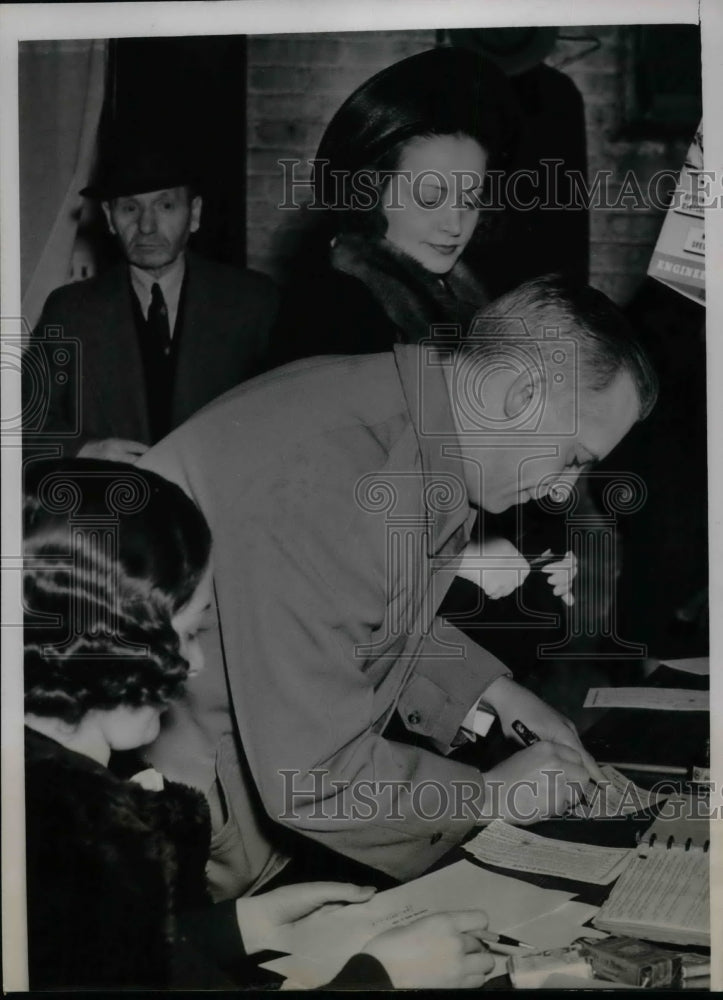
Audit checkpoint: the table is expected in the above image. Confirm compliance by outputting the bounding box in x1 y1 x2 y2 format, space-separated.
251 658 710 989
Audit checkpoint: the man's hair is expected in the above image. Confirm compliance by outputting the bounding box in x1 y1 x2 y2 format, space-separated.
457 274 658 418
23 459 212 724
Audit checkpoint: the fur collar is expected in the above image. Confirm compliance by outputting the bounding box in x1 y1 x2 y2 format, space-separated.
25 726 212 988
330 233 488 343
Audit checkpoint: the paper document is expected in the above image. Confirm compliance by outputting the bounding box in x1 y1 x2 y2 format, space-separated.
463 820 632 884
271 950 509 990
268 897 606 989
543 973 640 989
660 657 709 676
648 122 705 305
638 794 710 850
584 687 708 711
571 764 667 818
593 846 709 946
506 901 607 951
261 860 572 988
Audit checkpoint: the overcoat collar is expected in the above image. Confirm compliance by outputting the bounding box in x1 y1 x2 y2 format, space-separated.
332 233 487 344
393 343 477 557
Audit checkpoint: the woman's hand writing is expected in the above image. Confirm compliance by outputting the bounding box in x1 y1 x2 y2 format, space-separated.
361 910 495 989
235 882 376 954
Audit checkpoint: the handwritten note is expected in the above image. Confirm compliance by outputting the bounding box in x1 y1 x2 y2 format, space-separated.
463 820 632 884
583 687 708 711
593 846 709 946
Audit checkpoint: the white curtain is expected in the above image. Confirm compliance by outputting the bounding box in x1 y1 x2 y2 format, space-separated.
19 39 107 329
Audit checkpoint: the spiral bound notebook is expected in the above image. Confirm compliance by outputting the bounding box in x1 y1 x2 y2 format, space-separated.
593 796 710 947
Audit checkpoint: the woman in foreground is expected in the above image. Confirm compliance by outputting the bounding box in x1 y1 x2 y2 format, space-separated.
23 458 494 989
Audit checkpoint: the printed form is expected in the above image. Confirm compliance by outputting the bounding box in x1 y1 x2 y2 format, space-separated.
463 820 632 884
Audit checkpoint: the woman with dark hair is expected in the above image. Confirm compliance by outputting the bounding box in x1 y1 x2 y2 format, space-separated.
270 49 577 623
23 458 494 990
270 46 520 362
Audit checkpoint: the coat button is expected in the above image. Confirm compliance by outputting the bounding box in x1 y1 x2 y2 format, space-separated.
407 711 422 725
430 832 443 845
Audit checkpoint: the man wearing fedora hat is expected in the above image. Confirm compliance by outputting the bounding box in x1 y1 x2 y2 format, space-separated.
27 143 278 461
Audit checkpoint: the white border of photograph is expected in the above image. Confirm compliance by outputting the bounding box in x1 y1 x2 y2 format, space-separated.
2 0 719 990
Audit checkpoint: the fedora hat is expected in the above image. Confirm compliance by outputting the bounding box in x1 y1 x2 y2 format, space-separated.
81 142 201 200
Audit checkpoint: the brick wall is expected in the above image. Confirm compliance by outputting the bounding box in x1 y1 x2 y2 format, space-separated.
552 26 692 304
246 30 435 280
246 26 694 305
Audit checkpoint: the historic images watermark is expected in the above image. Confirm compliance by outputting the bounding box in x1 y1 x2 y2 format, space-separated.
277 158 721 213
278 768 715 825
3 320 155 653
8 460 157 662
2 317 82 447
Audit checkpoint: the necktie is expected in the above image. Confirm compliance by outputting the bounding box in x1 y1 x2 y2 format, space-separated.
148 282 172 356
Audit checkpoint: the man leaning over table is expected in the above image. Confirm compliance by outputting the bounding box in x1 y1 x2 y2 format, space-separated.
140 275 658 899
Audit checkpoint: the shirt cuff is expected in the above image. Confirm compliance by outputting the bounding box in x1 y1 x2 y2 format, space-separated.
460 697 497 742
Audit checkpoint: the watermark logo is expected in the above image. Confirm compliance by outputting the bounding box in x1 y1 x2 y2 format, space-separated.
277 770 716 825
2 318 82 445
276 158 721 213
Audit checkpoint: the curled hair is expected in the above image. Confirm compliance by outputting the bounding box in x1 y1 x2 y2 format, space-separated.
23 459 212 723
312 46 520 240
457 274 659 419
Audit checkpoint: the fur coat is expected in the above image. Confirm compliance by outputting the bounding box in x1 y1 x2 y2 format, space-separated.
24 728 393 991
269 233 488 365
25 727 214 989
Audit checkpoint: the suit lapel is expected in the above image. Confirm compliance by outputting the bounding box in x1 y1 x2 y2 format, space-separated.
93 266 151 442
171 253 203 424
393 344 476 558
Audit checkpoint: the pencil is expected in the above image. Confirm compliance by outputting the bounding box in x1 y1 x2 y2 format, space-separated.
477 930 536 950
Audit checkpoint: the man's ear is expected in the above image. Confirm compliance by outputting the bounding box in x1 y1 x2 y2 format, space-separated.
504 366 543 420
101 201 116 235
189 195 203 234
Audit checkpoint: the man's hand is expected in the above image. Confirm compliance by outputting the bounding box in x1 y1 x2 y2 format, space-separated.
361 910 495 989
480 742 593 825
540 548 578 606
235 882 376 955
481 675 605 783
77 438 149 463
456 537 530 599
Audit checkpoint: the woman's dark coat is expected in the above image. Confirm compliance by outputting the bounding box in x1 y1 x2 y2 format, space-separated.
270 233 488 366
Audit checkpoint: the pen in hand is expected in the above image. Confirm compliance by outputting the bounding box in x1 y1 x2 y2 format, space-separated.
476 929 536 953
511 718 595 808
511 719 540 747
527 551 565 571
